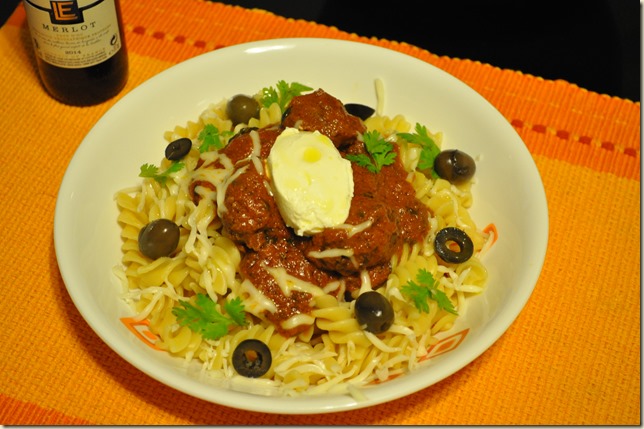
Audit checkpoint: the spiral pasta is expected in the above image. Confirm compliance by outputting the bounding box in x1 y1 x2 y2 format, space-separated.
114 81 493 397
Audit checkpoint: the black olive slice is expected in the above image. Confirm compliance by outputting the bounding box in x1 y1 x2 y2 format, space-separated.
280 106 291 123
434 227 474 263
355 291 394 334
138 219 180 260
232 339 272 378
344 103 375 121
165 137 192 161
228 126 259 143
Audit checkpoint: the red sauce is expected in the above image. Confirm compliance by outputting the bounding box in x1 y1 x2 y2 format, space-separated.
191 89 429 337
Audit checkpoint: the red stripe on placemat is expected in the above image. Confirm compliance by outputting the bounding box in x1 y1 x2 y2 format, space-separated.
0 394 93 425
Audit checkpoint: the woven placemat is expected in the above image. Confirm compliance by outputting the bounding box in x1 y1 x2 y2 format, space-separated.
0 0 639 424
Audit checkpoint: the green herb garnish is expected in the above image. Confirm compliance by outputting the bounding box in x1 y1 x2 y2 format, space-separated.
172 294 247 341
139 162 185 184
198 124 232 153
346 130 397 173
260 80 313 111
401 269 458 315
398 123 441 178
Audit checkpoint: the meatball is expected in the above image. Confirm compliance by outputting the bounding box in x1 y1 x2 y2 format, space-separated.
305 195 399 276
220 166 290 251
282 89 366 147
221 126 280 164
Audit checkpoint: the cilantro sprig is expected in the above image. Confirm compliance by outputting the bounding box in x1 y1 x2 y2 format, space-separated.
198 124 233 153
260 80 313 111
346 130 397 173
398 123 441 178
172 294 247 341
401 269 457 315
139 162 185 185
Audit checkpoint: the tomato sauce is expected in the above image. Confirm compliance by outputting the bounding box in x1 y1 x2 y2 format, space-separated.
192 89 429 337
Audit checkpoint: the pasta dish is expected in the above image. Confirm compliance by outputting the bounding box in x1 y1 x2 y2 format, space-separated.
113 80 494 397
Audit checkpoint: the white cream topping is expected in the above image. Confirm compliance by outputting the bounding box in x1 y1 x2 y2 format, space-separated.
267 128 354 236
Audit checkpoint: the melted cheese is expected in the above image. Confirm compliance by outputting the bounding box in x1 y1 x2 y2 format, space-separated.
333 220 373 238
307 248 354 259
264 265 326 298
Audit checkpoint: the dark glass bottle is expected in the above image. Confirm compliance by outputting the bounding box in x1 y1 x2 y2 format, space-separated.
22 0 128 106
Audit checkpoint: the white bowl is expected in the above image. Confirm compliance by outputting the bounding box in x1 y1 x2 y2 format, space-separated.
54 38 548 414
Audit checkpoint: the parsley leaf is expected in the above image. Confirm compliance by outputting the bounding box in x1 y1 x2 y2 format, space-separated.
139 162 185 185
260 80 313 111
401 269 458 315
398 123 441 178
346 130 397 173
172 294 247 341
223 297 247 327
198 124 232 153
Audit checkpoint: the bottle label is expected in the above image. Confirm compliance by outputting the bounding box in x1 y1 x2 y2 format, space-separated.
23 0 123 69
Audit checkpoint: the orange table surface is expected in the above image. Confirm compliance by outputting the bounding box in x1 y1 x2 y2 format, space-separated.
0 0 639 425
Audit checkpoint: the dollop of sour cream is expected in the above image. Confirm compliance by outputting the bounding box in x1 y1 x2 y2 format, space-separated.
267 127 354 236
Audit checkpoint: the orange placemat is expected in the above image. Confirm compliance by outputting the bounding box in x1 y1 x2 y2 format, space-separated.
0 0 639 425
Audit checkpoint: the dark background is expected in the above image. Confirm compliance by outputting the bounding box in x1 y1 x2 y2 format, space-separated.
2 0 640 101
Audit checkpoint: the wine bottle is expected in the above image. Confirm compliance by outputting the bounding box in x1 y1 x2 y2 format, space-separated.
22 0 128 106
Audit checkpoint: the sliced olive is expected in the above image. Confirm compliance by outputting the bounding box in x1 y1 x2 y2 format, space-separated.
344 103 375 120
434 149 476 184
165 137 192 161
226 94 259 126
232 339 272 378
138 219 180 260
281 106 291 123
355 291 394 334
434 227 474 263
228 126 259 143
